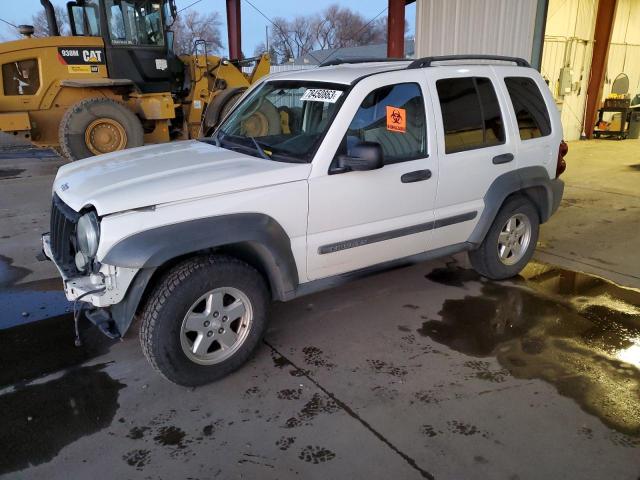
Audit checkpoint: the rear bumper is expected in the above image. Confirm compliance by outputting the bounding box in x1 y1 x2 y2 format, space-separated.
548 178 564 217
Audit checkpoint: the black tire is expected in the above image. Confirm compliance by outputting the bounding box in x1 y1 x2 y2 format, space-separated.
140 255 270 386
58 97 144 161
468 195 540 280
202 87 246 136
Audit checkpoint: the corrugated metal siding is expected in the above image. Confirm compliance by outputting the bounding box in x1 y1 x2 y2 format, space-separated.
414 0 538 60
605 0 640 102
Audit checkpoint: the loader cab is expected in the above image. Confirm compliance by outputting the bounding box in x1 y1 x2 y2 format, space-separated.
66 0 183 93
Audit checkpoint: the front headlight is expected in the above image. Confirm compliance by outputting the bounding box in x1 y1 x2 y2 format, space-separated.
76 211 100 258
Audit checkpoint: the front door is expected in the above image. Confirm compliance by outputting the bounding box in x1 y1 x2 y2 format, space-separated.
306 72 438 280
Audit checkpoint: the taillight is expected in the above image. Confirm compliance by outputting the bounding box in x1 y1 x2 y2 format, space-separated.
556 140 568 177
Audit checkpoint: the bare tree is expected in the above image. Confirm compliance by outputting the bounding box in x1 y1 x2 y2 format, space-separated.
268 16 295 63
171 10 223 55
253 41 278 64
266 4 399 64
31 5 70 37
312 5 387 50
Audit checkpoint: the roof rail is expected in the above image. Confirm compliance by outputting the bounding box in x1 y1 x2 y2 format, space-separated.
319 56 406 67
407 55 531 69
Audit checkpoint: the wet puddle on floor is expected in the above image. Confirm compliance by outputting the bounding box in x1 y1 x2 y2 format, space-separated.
422 261 640 436
0 255 116 386
0 255 71 330
0 363 125 475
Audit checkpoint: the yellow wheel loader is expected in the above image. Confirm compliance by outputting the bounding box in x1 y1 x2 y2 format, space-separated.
0 0 270 160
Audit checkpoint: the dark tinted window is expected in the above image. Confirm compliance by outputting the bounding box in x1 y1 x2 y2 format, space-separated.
341 83 427 164
436 77 505 153
2 59 39 96
476 78 506 147
504 77 551 139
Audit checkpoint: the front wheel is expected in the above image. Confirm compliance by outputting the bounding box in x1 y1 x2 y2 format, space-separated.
140 255 270 386
469 196 540 280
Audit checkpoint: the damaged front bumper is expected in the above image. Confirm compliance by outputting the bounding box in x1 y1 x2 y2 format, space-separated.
41 233 147 338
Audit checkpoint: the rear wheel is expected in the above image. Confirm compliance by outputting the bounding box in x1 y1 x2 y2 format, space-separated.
58 97 144 161
140 255 270 386
469 196 539 280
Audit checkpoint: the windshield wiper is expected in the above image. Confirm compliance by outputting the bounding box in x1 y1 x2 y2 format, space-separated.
248 137 271 160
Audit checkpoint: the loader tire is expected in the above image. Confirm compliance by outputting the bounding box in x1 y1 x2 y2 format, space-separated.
59 97 144 161
202 87 246 136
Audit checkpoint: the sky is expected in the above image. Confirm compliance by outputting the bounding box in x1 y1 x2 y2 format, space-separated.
0 0 416 56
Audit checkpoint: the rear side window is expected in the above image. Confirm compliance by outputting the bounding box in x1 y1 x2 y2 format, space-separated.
504 77 551 139
436 77 505 154
341 83 427 164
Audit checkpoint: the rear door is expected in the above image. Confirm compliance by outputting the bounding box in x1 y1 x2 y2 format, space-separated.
425 67 517 250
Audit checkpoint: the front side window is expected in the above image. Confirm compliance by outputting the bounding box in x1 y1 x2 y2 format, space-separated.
504 77 552 140
105 0 164 46
339 83 427 164
2 59 39 95
214 81 346 163
437 77 505 154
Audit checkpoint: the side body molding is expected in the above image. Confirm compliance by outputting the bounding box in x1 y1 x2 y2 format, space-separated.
468 166 564 245
103 213 299 300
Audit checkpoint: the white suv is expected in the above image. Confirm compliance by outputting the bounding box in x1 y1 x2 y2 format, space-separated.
42 55 567 386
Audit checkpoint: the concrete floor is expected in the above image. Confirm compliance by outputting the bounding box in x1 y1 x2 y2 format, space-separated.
536 138 640 288
0 139 639 479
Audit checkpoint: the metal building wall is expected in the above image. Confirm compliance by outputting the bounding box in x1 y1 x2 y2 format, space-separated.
541 0 598 140
414 0 538 60
606 0 640 101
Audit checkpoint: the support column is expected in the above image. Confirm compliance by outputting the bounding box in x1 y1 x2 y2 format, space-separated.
226 0 242 60
387 0 406 58
530 0 549 70
584 0 617 139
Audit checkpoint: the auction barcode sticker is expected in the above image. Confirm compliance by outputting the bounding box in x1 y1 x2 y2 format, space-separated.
300 89 343 103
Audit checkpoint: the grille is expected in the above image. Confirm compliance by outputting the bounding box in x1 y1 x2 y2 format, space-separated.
50 194 80 276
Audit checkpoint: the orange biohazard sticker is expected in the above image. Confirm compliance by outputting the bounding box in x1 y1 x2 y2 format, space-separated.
386 106 406 133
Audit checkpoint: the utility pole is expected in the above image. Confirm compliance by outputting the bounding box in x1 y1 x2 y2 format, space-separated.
265 26 269 50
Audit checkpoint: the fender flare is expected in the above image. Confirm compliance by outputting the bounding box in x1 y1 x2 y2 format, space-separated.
468 166 564 245
102 213 299 336
103 213 299 295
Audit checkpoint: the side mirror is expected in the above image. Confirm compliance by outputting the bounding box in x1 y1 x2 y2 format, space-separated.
335 141 384 173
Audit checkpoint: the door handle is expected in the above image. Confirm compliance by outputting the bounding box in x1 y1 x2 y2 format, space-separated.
401 169 432 183
492 153 514 164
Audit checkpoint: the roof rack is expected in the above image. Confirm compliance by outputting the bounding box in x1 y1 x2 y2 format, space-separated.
319 56 407 67
407 55 531 69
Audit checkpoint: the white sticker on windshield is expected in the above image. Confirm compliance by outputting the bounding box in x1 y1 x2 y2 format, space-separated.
300 88 342 103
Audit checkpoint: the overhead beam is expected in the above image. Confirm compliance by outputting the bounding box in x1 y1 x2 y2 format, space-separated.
387 0 406 58
226 0 242 60
584 0 617 139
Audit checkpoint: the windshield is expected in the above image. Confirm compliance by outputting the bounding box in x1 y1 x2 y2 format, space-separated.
105 0 165 46
213 81 347 163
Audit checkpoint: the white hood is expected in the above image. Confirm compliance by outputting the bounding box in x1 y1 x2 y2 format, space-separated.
53 140 311 215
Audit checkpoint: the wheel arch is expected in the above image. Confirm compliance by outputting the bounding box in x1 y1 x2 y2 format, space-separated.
104 213 299 336
468 166 564 246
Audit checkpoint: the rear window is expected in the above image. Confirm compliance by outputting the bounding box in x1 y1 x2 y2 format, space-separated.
504 77 551 140
436 77 505 154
